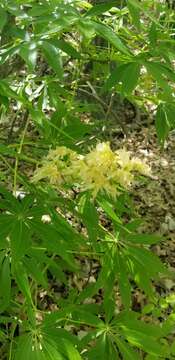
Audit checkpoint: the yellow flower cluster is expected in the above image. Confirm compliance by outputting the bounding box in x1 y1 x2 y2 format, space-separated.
32 143 150 198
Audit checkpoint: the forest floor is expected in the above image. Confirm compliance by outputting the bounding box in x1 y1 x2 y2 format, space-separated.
110 113 175 308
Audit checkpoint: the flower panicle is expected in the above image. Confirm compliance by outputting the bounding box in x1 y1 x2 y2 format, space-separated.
32 142 151 198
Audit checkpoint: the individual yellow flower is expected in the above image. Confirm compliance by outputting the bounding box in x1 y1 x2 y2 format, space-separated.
32 146 79 185
47 146 77 162
116 147 150 177
77 142 120 197
32 163 62 184
131 158 151 175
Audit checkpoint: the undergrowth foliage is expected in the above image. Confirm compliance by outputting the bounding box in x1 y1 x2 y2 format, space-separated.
0 0 175 359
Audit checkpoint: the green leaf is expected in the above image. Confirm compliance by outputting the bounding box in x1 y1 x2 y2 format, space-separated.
132 260 156 300
0 256 11 312
0 45 20 66
58 338 82 360
120 328 168 356
41 41 63 79
98 199 122 224
19 42 38 71
145 355 158 360
0 6 7 33
115 313 169 356
72 309 104 328
77 19 95 39
28 4 51 17
128 0 141 29
14 333 64 360
122 62 140 93
14 333 44 360
115 337 141 360
0 215 14 247
51 39 81 59
10 220 31 260
125 233 162 245
88 333 119 360
163 103 175 127
82 196 99 249
155 103 170 145
31 220 78 270
84 1 117 17
145 62 173 99
148 22 157 46
126 246 168 278
0 80 22 101
14 262 33 304
115 252 131 309
93 22 131 56
47 258 67 284
105 62 140 92
0 185 21 212
23 256 48 288
62 118 92 142
42 339 64 360
117 312 164 338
